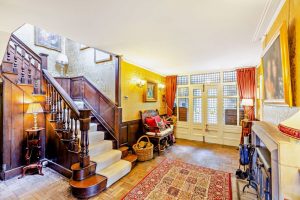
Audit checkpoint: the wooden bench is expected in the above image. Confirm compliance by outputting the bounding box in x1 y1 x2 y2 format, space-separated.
140 110 174 155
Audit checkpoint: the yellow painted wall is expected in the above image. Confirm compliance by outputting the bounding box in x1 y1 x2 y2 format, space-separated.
258 0 300 109
121 60 166 122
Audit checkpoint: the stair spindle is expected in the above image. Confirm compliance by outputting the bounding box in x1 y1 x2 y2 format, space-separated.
62 101 66 130
6 47 11 62
33 61 39 94
79 110 91 167
28 56 32 84
66 107 70 131
13 43 18 74
52 88 57 121
19 50 26 84
57 95 62 124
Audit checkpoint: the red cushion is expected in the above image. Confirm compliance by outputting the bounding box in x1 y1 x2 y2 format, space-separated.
154 115 161 123
145 117 156 127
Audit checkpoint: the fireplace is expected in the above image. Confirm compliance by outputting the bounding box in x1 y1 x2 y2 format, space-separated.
251 121 300 200
254 147 271 200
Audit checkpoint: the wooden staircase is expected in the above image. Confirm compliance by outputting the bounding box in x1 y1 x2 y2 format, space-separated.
0 34 137 198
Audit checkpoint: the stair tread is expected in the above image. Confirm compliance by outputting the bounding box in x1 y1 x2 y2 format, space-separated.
98 160 131 175
97 160 131 187
88 131 105 142
89 140 111 148
71 161 96 171
70 174 106 188
89 140 112 156
92 149 121 161
123 154 138 163
92 150 122 171
119 146 129 151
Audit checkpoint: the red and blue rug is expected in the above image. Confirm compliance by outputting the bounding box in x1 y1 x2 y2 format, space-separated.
123 159 232 200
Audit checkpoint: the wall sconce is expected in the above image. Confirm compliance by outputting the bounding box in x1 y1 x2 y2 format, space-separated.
158 83 165 90
132 78 146 88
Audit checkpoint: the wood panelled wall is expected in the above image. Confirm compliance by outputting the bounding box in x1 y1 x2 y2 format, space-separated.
120 119 142 146
0 75 46 180
55 77 142 147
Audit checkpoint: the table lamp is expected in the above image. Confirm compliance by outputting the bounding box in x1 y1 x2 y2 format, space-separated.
56 53 68 77
26 103 44 129
241 98 254 120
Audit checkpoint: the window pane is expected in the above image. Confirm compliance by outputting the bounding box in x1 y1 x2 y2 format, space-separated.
178 87 189 96
207 98 217 124
178 98 189 122
208 88 217 96
177 76 188 85
191 72 220 84
191 74 205 84
223 71 237 82
193 98 202 123
223 85 237 96
193 89 202 97
224 98 237 125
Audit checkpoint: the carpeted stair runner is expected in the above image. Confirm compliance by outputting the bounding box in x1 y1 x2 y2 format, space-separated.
73 100 132 188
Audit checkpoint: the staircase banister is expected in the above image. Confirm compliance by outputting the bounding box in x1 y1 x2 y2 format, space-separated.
11 34 42 66
43 69 80 116
74 76 117 107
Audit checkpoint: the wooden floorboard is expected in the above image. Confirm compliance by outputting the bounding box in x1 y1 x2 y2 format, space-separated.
0 139 257 199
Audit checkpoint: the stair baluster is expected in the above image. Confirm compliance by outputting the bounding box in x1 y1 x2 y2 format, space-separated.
46 83 51 112
79 110 91 167
28 56 32 84
52 89 57 121
66 107 70 132
57 95 62 126
62 102 66 130
19 50 26 83
13 43 18 74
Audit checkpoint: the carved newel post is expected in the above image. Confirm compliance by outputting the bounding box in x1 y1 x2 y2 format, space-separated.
79 109 91 168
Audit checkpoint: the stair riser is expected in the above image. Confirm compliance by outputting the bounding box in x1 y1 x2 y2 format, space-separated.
71 163 97 181
97 160 132 188
106 166 131 187
89 142 112 157
70 178 107 199
94 151 122 171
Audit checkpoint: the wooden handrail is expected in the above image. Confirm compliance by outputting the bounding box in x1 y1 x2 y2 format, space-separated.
11 34 42 69
43 69 80 116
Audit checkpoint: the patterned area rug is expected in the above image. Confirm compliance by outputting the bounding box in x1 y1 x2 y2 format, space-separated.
123 159 232 200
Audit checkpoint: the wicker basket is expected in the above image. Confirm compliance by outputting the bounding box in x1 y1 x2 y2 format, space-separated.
133 135 153 161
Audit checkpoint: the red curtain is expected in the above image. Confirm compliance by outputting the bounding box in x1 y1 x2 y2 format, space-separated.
166 76 177 116
237 67 256 120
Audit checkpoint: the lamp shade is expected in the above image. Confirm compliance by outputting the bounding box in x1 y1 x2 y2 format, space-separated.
278 110 300 139
26 103 44 114
56 53 68 65
241 98 254 106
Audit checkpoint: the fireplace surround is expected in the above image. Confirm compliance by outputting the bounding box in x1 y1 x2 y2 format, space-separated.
251 121 300 200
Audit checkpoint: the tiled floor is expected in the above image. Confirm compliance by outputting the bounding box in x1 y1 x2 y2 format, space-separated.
0 139 257 199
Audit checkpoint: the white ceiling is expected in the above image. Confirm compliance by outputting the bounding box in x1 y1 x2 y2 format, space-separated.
0 0 275 75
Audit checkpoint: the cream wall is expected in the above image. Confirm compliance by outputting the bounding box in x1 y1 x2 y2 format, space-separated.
121 61 166 122
13 24 115 102
65 39 116 101
0 31 11 63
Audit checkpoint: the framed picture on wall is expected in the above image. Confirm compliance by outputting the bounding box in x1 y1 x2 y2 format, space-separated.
94 49 112 63
145 81 157 102
34 27 61 52
261 22 292 106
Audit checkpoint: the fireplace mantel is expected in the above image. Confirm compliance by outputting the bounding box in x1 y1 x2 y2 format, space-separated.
252 121 300 200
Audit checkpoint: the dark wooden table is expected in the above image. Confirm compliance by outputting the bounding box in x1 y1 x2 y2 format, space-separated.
19 128 45 179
